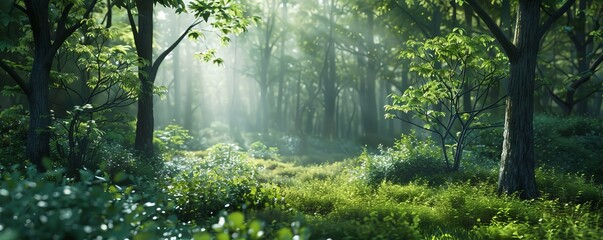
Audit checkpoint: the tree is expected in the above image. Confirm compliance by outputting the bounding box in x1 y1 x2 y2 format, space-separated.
544 0 603 115
466 0 575 199
242 0 280 135
386 30 507 171
119 0 250 156
0 0 98 171
321 0 338 139
54 23 139 177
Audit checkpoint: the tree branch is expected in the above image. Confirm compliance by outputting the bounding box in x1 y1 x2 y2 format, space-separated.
50 0 99 63
151 20 202 81
539 0 576 38
465 0 517 59
0 60 30 95
392 1 431 38
126 5 139 49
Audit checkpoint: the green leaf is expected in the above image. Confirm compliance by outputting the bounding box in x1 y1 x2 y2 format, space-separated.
227 212 245 229
277 228 293 240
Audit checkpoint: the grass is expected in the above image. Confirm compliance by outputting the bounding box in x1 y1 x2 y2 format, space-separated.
244 154 603 240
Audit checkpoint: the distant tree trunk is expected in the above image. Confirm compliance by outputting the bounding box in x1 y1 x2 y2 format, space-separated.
229 38 240 135
322 41 337 139
183 68 196 131
321 0 337 139
134 0 155 156
259 83 270 134
276 0 288 131
359 9 378 138
173 16 182 124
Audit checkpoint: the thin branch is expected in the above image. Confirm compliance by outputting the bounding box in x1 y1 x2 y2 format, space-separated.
540 0 577 38
126 5 139 49
392 1 431 38
151 20 203 81
49 0 99 62
13 3 27 14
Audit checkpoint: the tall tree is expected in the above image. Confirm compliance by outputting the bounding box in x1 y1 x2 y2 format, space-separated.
121 0 249 155
0 0 98 171
321 0 338 139
466 0 575 199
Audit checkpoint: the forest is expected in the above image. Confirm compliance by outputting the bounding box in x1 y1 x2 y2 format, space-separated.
1 0 603 239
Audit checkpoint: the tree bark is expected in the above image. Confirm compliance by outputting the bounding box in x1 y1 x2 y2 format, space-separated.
133 0 155 155
468 0 575 199
498 0 541 199
19 0 99 172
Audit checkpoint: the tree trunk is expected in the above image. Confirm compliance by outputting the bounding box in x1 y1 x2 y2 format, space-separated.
25 0 52 172
498 0 540 199
259 84 269 135
322 40 337 139
360 10 378 138
276 0 288 131
134 0 155 155
173 16 182 124
322 0 337 139
27 60 52 172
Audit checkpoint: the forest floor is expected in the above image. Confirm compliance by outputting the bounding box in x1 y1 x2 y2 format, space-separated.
234 154 603 239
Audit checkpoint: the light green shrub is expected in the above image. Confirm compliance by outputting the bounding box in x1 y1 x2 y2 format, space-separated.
162 143 284 221
359 133 445 185
247 141 280 160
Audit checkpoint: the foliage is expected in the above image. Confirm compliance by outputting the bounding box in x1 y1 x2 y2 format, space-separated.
0 163 308 240
247 141 280 160
162 143 285 221
276 162 602 240
533 115 603 183
537 168 603 205
358 133 444 186
0 166 183 239
386 29 507 171
0 106 27 167
154 124 193 156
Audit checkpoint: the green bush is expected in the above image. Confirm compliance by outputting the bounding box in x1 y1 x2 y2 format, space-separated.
537 168 603 204
358 133 445 185
0 166 185 239
162 143 284 221
534 115 603 183
0 106 28 167
247 141 280 160
154 124 193 157
0 164 308 240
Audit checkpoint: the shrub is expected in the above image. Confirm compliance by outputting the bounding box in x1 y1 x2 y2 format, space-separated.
247 141 280 160
0 106 28 167
0 164 308 240
154 124 193 157
358 133 445 185
162 143 284 221
533 115 603 183
0 166 185 239
537 168 603 204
